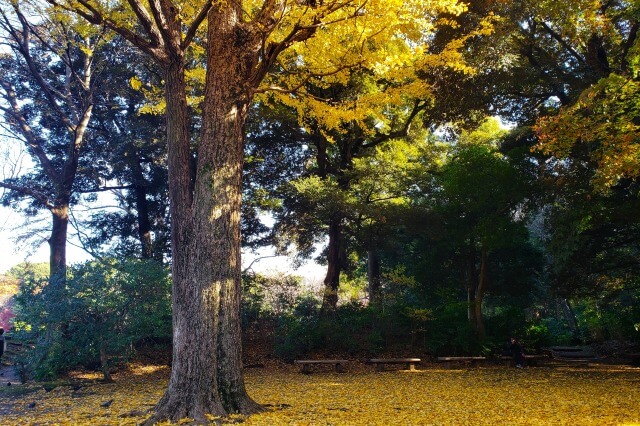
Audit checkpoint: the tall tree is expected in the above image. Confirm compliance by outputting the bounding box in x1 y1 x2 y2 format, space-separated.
267 12 491 310
46 0 474 422
82 48 170 261
0 3 107 281
528 1 640 305
413 120 535 337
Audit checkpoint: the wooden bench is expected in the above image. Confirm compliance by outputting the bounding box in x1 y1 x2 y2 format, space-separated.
624 353 640 366
367 358 421 371
500 354 549 367
550 346 596 358
436 356 486 368
294 359 348 374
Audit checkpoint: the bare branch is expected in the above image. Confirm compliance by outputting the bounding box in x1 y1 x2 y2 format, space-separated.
242 254 281 274
77 184 135 193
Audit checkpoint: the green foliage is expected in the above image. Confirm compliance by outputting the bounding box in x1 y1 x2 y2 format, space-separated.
526 318 575 347
536 73 640 191
241 273 304 326
574 294 640 342
12 259 171 380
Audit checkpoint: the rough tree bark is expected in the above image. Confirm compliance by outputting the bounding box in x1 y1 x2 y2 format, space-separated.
147 4 264 423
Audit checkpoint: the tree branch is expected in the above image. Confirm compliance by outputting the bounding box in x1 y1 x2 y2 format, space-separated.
0 81 60 182
620 20 639 74
1 5 75 132
77 184 135 193
46 0 168 63
0 181 52 209
249 0 364 90
126 0 164 49
183 0 213 49
362 100 427 149
538 20 586 65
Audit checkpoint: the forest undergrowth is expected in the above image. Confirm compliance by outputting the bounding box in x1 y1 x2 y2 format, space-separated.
1 362 639 425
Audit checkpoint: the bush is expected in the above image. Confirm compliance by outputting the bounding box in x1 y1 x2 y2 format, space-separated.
11 259 171 381
241 273 303 327
575 294 640 342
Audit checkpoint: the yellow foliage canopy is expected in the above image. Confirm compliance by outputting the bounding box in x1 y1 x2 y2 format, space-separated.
259 0 493 136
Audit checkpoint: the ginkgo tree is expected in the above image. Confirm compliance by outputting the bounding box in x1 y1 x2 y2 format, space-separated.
264 10 491 311
42 0 478 423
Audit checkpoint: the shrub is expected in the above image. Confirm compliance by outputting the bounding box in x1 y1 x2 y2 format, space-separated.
12 259 171 381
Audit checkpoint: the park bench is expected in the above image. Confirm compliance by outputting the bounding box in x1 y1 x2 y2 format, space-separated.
550 346 594 357
624 353 640 366
436 356 486 368
547 346 601 365
367 358 421 371
499 354 549 367
550 346 597 360
294 359 348 374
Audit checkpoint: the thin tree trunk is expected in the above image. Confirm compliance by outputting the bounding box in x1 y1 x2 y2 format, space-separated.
131 155 154 259
466 254 476 326
474 249 488 339
322 216 344 311
49 206 69 281
558 298 581 339
367 249 381 305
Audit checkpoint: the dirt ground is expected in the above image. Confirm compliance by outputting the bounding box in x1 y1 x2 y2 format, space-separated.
0 363 20 386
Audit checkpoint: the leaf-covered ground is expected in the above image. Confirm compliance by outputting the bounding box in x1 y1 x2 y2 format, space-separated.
1 362 639 425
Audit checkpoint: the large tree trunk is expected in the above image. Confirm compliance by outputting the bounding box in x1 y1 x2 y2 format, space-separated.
146 56 218 423
148 5 262 423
